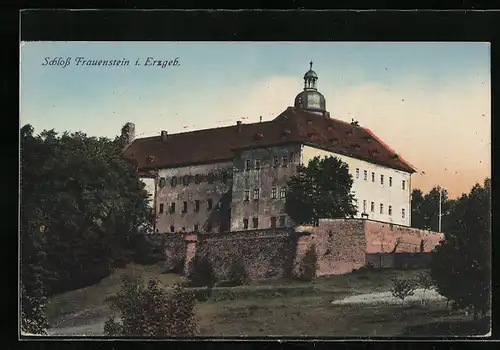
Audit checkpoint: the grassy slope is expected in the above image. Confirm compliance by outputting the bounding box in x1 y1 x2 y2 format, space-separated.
46 265 489 336
45 263 183 327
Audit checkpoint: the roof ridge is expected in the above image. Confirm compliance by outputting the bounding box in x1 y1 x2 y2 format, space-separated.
135 119 277 140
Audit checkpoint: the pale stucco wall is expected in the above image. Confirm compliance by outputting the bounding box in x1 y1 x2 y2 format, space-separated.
301 145 412 227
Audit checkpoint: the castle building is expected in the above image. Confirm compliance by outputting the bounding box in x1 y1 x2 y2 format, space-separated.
123 63 417 233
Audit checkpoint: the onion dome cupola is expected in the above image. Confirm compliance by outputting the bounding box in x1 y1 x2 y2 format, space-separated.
294 61 327 115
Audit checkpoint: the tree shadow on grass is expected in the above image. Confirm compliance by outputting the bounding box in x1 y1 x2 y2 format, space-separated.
402 316 491 336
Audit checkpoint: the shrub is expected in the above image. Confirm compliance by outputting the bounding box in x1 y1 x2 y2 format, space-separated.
227 260 249 286
414 271 434 307
390 276 417 312
131 234 165 265
187 255 217 292
165 258 185 275
298 244 317 281
103 274 197 337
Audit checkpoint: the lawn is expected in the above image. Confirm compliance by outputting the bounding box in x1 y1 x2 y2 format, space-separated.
45 263 490 337
45 263 183 327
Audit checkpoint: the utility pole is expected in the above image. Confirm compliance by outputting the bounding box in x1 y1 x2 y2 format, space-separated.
438 186 442 233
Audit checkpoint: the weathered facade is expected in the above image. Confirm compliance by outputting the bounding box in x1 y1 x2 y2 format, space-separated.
155 219 443 280
230 144 302 231
156 162 233 233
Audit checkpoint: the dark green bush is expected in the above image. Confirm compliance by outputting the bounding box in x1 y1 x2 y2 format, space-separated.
187 255 217 293
297 244 317 281
226 260 249 286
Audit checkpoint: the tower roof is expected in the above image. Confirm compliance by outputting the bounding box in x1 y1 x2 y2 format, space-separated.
304 61 318 79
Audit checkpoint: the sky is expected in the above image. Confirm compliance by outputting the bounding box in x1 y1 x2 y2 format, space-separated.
20 42 491 199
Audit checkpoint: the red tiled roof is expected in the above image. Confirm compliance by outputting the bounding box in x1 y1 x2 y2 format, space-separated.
123 107 416 173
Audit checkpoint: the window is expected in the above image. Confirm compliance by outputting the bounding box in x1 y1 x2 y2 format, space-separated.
402 208 406 219
270 216 277 228
252 217 259 229
170 202 176 213
171 177 177 187
280 187 286 199
221 171 228 183
380 203 384 214
170 225 175 233
245 159 251 171
243 218 249 229
363 200 367 212
273 156 279 167
183 175 190 186
279 215 286 227
207 199 213 210
206 221 213 232
356 168 360 179
389 206 392 216
255 159 261 170
402 180 406 190
159 203 164 214
389 177 393 187
253 189 260 200
194 224 199 231
282 156 288 167
182 201 187 213
380 174 384 185
364 170 367 181
370 202 375 212
271 188 277 199
244 190 250 201
194 174 201 184
194 200 200 211
207 173 215 184
371 172 375 182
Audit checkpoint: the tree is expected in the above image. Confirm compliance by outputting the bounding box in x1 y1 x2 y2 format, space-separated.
20 124 150 296
430 178 491 321
285 156 357 225
414 271 434 307
104 274 197 337
411 187 454 232
390 277 416 311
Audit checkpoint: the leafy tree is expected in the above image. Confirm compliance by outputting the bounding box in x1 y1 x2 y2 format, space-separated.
414 271 434 307
390 277 416 311
411 187 454 232
104 274 197 337
298 244 318 281
430 178 491 320
187 255 217 292
285 156 357 225
20 124 150 296
410 189 426 228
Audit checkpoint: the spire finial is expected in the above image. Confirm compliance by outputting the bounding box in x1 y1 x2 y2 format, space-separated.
310 61 313 70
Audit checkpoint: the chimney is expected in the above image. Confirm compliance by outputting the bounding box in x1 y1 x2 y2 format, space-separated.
121 122 135 150
236 120 242 132
161 130 168 141
260 116 262 123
